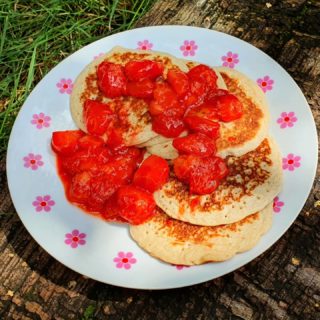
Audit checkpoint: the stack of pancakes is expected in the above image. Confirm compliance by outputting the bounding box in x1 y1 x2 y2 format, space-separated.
70 47 283 265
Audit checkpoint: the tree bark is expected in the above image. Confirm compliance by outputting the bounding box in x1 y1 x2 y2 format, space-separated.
1 1 320 319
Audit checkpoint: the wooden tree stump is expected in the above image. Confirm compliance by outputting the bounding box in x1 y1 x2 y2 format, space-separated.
1 1 319 319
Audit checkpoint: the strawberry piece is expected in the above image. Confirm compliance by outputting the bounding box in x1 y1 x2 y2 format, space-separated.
51 130 84 155
148 82 180 116
174 155 229 195
103 194 124 222
124 60 163 82
183 116 220 138
173 155 200 183
69 171 91 203
84 99 116 136
78 135 104 150
185 102 219 121
182 79 207 109
126 79 154 98
152 114 185 138
106 126 125 149
205 88 229 102
187 64 218 91
133 155 169 192
212 94 243 122
213 157 229 179
97 61 127 98
116 186 156 225
167 68 189 98
189 171 219 194
189 156 224 195
173 133 216 156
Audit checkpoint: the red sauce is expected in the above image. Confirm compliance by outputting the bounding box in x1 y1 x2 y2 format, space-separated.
56 156 125 222
52 57 245 224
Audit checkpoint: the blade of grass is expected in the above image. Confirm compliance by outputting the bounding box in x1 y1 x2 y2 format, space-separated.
0 15 8 57
108 0 120 30
25 45 37 95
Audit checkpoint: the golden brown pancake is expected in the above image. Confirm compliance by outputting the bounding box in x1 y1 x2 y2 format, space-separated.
130 203 273 265
154 137 282 226
145 66 270 159
70 46 228 146
70 47 189 145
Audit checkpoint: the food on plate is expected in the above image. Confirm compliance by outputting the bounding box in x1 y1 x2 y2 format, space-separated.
144 66 270 159
51 46 282 265
155 138 282 226
70 46 229 146
130 203 273 265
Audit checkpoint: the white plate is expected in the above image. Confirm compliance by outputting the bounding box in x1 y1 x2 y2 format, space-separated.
7 26 318 289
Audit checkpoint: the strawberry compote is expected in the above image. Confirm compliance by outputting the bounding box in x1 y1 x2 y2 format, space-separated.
52 56 244 224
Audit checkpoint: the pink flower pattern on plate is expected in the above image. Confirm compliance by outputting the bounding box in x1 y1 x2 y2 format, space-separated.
31 113 51 129
257 76 274 93
137 40 153 50
93 52 104 60
282 154 301 171
174 265 191 270
65 229 86 248
23 153 44 170
32 195 55 212
56 78 73 94
180 40 198 57
273 196 284 213
221 51 239 68
113 252 137 269
277 112 297 129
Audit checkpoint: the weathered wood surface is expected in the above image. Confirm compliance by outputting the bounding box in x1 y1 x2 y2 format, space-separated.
1 0 320 319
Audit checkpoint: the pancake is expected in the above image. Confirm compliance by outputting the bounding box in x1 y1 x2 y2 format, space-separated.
215 67 270 157
154 137 282 226
71 46 228 147
145 67 270 159
130 203 273 265
70 46 191 146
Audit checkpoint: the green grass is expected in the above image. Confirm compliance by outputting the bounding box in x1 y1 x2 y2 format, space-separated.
0 0 155 154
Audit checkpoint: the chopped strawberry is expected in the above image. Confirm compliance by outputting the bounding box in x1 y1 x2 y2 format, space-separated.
183 116 220 139
97 61 127 98
167 68 189 98
173 133 216 156
182 79 207 109
174 155 228 195
68 171 91 203
173 155 199 183
90 174 121 208
51 130 84 155
126 79 154 98
133 155 169 192
148 82 180 116
62 147 112 175
106 126 125 149
116 185 156 225
213 157 229 179
152 114 186 138
185 102 219 121
189 171 219 194
205 88 229 102
84 99 116 136
78 135 104 150
189 156 225 195
212 94 243 122
187 64 218 91
103 194 123 222
124 60 163 82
